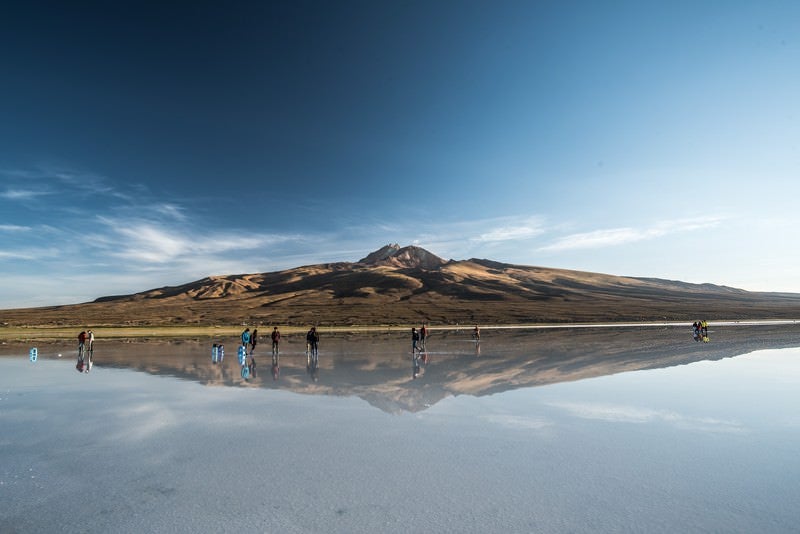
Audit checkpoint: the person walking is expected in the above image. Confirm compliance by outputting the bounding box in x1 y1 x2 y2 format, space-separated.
77 330 87 359
419 323 428 350
87 329 95 357
411 327 420 353
271 326 281 356
250 328 258 354
306 327 319 356
241 328 251 348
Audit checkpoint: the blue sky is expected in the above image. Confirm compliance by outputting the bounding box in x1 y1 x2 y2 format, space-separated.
2 1 800 308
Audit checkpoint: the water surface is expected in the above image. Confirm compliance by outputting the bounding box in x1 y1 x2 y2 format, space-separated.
1 325 798 532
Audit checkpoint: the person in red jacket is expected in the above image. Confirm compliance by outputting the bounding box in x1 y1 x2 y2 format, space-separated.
271 326 281 356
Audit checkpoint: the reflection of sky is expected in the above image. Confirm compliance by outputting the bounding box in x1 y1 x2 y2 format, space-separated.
1 348 799 532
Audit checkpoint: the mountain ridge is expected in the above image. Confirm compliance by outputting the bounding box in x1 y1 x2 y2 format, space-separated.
2 244 800 326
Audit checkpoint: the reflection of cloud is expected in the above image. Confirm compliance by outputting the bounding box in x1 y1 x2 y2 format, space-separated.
548 402 745 433
481 414 552 430
539 216 724 252
106 402 180 442
101 396 277 444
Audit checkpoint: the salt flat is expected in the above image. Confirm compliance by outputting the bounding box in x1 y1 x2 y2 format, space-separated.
1 328 799 533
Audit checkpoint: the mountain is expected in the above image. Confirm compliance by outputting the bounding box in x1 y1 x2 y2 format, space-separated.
2 244 800 327
358 243 447 270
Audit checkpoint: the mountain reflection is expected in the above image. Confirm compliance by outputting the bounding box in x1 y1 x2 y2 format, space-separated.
35 325 800 413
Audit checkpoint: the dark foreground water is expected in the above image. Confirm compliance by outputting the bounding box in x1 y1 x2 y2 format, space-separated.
1 326 799 533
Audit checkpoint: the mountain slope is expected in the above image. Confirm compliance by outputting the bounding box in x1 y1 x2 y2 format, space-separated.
2 245 800 326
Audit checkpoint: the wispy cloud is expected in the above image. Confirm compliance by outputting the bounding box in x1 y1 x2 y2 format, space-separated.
0 247 60 261
339 214 549 261
94 217 302 266
50 168 118 197
0 224 32 232
0 189 50 200
153 203 187 221
473 216 545 243
539 216 724 253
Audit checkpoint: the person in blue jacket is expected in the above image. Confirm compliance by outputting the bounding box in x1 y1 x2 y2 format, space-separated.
241 328 251 348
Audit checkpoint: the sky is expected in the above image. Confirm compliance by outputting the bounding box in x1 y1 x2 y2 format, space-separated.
2 1 800 308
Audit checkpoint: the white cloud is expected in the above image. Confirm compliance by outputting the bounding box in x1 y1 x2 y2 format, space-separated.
473 216 545 243
95 217 302 266
0 247 60 261
153 203 187 221
339 214 549 260
0 224 31 232
0 189 49 200
539 216 724 252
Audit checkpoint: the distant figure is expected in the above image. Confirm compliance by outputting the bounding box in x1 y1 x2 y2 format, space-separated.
306 327 319 356
87 329 95 356
271 326 281 355
472 325 480 342
250 328 258 354
241 328 251 348
411 327 419 353
77 330 87 358
420 323 428 350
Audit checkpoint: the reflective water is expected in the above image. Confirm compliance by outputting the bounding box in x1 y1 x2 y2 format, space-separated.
1 325 799 533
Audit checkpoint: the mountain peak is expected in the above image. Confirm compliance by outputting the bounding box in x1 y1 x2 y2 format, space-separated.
359 244 446 270
359 243 401 264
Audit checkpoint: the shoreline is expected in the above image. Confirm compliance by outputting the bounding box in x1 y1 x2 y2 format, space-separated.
1 319 797 341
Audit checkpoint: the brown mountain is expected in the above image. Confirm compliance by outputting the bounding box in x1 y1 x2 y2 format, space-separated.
2 244 800 327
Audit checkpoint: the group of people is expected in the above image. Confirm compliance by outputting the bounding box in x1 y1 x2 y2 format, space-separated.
241 327 284 355
235 326 314 381
411 323 429 353
692 320 709 343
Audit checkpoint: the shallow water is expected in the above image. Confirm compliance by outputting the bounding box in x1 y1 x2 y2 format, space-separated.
1 326 799 533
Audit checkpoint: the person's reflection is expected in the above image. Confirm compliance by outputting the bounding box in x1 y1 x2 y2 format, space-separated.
412 350 427 379
212 343 224 364
307 350 319 382
271 353 280 381
76 354 92 373
248 354 257 378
